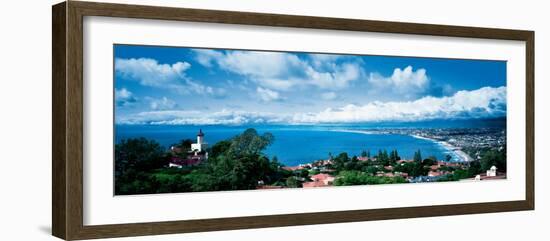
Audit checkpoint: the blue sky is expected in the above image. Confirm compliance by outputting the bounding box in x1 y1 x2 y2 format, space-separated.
114 44 507 125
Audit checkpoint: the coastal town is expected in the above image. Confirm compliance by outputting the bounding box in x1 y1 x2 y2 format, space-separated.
162 128 506 191
360 127 506 162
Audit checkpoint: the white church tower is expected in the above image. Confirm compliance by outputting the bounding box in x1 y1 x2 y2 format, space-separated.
191 129 208 153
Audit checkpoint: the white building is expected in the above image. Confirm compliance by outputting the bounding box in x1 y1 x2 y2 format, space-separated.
486 165 497 177
190 129 208 153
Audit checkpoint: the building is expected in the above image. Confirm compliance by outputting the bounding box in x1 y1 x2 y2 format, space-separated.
282 166 304 171
311 173 335 185
169 156 203 168
428 171 442 177
190 129 208 153
169 129 209 168
487 166 497 177
357 156 369 161
302 173 335 188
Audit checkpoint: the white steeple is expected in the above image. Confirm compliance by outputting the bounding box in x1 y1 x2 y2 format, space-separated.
191 129 207 152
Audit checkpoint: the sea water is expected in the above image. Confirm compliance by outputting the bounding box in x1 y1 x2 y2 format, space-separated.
114 121 500 166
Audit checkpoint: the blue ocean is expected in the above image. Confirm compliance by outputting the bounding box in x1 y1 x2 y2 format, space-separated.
115 119 504 166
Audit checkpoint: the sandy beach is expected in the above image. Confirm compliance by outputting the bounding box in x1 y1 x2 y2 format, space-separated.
333 129 473 163
411 134 473 162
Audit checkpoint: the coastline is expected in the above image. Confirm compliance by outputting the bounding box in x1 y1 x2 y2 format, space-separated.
410 134 473 162
334 129 473 162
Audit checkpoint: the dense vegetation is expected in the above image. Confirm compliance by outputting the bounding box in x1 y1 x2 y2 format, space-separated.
328 149 422 184
464 145 507 171
115 128 292 195
334 171 407 186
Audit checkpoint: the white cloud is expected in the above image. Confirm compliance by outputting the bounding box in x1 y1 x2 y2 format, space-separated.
293 86 506 123
116 109 286 125
193 49 224 67
321 92 338 100
115 58 190 87
256 87 282 102
115 58 223 96
193 50 363 91
147 97 177 110
117 86 506 125
306 63 361 89
220 51 303 79
309 53 343 69
368 65 430 98
114 88 137 107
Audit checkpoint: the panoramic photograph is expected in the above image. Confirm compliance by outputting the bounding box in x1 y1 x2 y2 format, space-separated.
113 44 507 195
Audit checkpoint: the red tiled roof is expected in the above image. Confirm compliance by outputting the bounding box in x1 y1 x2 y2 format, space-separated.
357 156 369 161
311 173 333 181
282 166 303 171
302 181 328 188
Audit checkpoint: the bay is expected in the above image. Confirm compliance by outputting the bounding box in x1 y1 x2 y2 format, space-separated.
114 123 474 166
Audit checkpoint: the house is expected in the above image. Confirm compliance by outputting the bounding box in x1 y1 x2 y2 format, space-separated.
428 171 443 177
468 172 506 181
357 156 369 161
303 173 335 188
282 166 304 171
310 173 335 185
394 172 408 178
169 129 209 168
168 156 204 168
486 166 497 177
302 181 328 188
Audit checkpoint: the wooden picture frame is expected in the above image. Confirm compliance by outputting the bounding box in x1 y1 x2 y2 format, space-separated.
52 1 534 240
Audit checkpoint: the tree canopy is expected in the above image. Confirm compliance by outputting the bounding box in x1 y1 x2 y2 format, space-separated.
114 128 290 195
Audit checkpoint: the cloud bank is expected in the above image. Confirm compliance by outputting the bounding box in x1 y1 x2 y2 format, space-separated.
116 86 506 125
294 86 506 123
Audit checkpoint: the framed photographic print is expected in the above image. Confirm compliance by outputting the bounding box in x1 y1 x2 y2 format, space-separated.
52 1 534 240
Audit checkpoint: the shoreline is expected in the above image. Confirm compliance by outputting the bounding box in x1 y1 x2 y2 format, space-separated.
333 129 473 162
333 129 473 163
410 134 473 162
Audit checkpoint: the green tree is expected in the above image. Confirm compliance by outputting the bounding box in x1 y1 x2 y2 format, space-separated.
422 157 437 167
115 138 166 174
333 152 350 171
228 128 274 156
195 128 282 191
413 150 422 163
389 149 401 164
480 147 506 172
376 149 390 166
286 176 302 188
178 139 193 149
468 161 482 177
210 140 231 158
